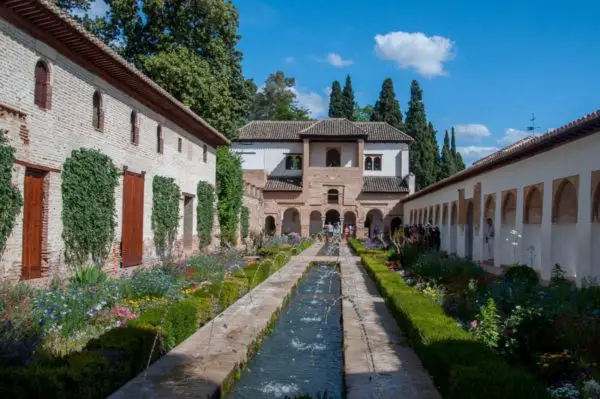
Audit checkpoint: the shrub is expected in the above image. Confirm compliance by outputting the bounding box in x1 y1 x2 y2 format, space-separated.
348 238 548 399
240 205 249 239
187 253 225 283
151 176 180 259
124 267 184 299
196 181 215 249
0 131 23 257
70 266 108 286
473 298 501 350
503 264 539 286
132 300 197 349
216 147 243 246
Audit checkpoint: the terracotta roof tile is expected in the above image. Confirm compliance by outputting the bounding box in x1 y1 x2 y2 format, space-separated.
362 176 409 193
402 109 600 203
237 119 413 142
264 176 303 191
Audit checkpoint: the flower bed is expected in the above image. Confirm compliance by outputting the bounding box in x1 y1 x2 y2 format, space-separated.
349 238 549 399
0 238 313 399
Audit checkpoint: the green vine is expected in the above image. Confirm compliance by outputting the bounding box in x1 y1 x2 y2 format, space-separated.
216 147 243 246
196 181 215 249
151 176 180 259
0 130 22 258
240 205 249 239
62 148 119 267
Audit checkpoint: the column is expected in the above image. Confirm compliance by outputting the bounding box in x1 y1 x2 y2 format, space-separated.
540 179 553 280
493 191 502 267
515 186 525 265
576 172 592 283
357 139 364 170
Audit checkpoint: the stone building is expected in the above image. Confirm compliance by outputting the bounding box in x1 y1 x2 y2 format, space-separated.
402 110 600 283
0 0 228 282
233 118 415 238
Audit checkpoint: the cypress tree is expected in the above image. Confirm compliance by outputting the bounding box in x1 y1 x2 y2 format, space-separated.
328 81 344 118
427 122 441 184
455 151 466 171
404 80 429 189
450 126 457 156
342 75 355 120
450 127 466 171
371 78 403 129
439 130 456 179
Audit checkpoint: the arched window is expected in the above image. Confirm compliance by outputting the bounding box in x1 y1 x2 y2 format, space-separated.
285 156 293 170
373 156 382 171
326 149 341 167
130 111 139 145
34 60 51 110
157 125 163 154
327 189 339 204
294 156 302 170
203 144 208 162
92 91 103 131
365 156 372 170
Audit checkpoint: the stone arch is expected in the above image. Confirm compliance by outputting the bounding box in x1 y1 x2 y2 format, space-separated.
553 179 578 224
325 209 340 225
264 216 276 235
34 59 52 110
282 208 301 234
309 210 322 236
343 211 356 227
365 156 373 170
365 209 384 237
524 187 543 224
501 191 517 226
484 195 495 223
326 149 341 167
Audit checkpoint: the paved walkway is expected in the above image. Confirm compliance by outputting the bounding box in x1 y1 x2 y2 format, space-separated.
337 243 441 399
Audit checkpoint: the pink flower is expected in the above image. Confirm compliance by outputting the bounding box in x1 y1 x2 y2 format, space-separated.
470 320 478 330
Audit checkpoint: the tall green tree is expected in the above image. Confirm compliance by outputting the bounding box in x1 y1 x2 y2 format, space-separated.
450 127 457 157
371 78 403 129
404 80 430 189
328 81 344 118
342 75 355 120
428 122 441 184
354 104 374 121
249 71 310 120
450 127 466 171
438 130 456 179
64 0 254 140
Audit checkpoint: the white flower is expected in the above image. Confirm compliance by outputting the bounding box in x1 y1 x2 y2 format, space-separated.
517 234 522 238
510 229 518 235
512 242 518 246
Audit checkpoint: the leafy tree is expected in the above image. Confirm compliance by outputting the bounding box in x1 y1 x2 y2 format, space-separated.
328 81 344 118
371 78 402 129
249 71 310 121
438 130 456 179
216 147 243 246
66 0 253 140
354 103 373 121
196 181 215 249
342 75 355 120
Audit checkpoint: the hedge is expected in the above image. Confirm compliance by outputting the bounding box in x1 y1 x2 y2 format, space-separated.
0 239 313 399
348 239 548 399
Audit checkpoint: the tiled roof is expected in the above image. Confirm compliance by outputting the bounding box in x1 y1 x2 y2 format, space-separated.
3 0 229 146
472 136 536 166
362 176 409 193
264 176 303 191
299 118 367 137
354 122 413 142
237 119 413 142
402 109 600 203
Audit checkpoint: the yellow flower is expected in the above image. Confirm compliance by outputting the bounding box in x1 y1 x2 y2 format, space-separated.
543 363 549 368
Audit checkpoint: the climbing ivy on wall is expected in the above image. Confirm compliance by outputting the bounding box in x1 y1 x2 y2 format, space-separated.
216 147 243 246
240 205 249 239
0 130 23 258
151 176 180 259
196 181 215 249
62 148 119 267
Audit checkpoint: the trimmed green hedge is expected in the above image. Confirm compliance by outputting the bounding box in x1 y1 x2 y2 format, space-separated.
348 239 548 399
0 240 314 399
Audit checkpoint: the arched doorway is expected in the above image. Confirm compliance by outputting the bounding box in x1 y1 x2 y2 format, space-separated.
465 201 474 260
365 209 384 238
592 183 600 278
264 216 276 236
523 187 542 270
483 195 496 262
325 209 340 226
326 149 341 167
450 202 458 254
343 211 356 236
501 191 517 265
551 179 578 277
282 208 301 235
390 217 402 236
309 210 322 236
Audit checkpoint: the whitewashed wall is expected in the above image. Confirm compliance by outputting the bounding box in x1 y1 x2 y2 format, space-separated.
233 141 303 176
363 142 409 177
403 131 600 283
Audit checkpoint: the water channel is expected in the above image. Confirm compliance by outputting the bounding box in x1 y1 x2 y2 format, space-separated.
227 262 343 399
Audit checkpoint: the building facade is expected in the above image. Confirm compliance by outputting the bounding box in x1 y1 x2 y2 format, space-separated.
0 0 228 282
233 118 415 238
402 111 600 283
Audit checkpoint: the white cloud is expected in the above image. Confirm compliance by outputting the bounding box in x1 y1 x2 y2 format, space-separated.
457 145 499 165
497 128 534 146
284 56 295 64
374 31 455 77
453 124 491 141
290 87 326 118
323 86 332 96
318 52 354 68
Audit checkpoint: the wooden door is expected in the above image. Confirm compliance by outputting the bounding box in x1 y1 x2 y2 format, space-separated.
22 169 45 280
183 195 193 250
121 171 144 267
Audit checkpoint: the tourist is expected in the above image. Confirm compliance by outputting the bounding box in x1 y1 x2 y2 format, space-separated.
484 218 494 261
343 225 349 240
433 227 441 251
326 222 334 243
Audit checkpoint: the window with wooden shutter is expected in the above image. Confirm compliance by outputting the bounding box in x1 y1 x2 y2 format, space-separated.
92 91 103 131
34 60 51 110
157 125 164 153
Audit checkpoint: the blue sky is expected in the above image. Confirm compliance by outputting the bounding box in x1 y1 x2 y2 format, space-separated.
235 0 600 163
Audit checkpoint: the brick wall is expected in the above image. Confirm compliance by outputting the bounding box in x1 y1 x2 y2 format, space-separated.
0 20 217 282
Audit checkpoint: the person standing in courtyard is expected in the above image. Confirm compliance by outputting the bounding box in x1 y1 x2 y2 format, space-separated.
484 218 495 261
